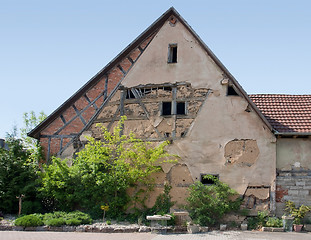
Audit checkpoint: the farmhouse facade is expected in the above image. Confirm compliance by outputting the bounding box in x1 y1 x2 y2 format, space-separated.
29 8 311 215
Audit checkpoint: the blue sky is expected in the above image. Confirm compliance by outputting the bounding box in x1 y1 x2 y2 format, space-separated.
1 0 311 139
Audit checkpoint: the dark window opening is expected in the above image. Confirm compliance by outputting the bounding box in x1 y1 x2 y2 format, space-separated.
181 132 185 137
162 102 172 115
200 174 219 185
168 44 177 63
163 86 172 91
176 102 186 115
164 132 170 138
125 89 136 99
227 86 239 96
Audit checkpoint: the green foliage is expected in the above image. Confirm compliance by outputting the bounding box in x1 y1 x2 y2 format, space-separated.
15 214 43 227
285 200 311 224
43 211 92 226
20 111 46 157
106 220 111 225
0 137 39 213
65 218 81 226
39 117 176 218
265 217 283 227
45 217 65 227
150 184 175 215
185 175 241 226
247 211 268 230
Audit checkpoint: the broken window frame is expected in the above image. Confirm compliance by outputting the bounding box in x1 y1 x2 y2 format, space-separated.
168 43 178 63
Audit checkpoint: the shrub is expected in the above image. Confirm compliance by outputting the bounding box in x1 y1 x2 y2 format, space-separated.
247 211 269 229
285 200 311 225
45 218 66 227
186 175 241 226
266 217 282 228
65 218 81 226
15 214 43 227
39 117 176 216
150 184 175 215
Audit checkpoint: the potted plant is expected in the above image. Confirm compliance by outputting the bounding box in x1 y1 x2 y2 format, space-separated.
285 201 311 232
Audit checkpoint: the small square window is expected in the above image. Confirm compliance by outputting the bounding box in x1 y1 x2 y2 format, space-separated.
162 102 172 115
176 102 186 115
200 174 219 185
168 44 177 63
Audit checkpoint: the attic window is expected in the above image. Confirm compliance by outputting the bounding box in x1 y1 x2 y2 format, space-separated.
125 89 136 99
200 174 219 185
168 44 177 63
162 102 172 115
227 85 239 96
176 102 186 115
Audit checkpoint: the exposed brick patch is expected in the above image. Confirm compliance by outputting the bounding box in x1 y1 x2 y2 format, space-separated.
276 185 288 203
86 77 106 102
62 106 76 123
59 118 84 135
95 95 105 108
107 67 123 94
41 117 64 135
75 96 89 111
49 138 61 155
119 58 132 73
140 34 154 49
82 106 96 122
62 137 71 146
129 48 141 62
40 138 49 161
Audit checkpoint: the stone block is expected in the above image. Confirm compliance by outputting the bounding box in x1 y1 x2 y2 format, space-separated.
220 224 227 231
288 190 299 195
241 223 247 231
296 181 306 186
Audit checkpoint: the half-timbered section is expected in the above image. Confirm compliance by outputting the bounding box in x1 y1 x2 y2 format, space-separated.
29 7 311 214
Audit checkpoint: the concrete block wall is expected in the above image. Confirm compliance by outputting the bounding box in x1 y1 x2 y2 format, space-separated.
276 170 311 216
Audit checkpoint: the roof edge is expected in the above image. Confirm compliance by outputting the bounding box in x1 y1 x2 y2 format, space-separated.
28 7 179 139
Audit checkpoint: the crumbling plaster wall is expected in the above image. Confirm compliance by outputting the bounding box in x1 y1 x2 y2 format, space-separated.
82 17 277 210
276 138 311 216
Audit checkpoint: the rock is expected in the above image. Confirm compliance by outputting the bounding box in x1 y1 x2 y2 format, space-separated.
240 223 247 231
187 224 200 234
139 226 150 232
220 224 227 231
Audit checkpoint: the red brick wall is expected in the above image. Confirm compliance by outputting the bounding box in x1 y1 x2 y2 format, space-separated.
38 33 156 159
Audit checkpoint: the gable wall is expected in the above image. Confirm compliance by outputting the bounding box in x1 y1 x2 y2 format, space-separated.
81 18 277 211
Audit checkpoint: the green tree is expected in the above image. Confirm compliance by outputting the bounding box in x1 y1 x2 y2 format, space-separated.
186 175 241 226
0 137 39 214
20 111 47 162
39 117 176 218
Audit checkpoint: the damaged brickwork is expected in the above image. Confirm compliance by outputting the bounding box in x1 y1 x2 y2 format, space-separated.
241 186 270 215
90 83 210 142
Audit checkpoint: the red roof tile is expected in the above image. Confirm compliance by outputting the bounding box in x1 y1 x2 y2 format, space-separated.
249 94 311 133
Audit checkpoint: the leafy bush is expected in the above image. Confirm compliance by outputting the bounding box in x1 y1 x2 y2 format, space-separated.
43 211 92 226
150 184 175 215
39 117 176 217
65 218 80 226
285 200 311 225
247 211 270 229
186 175 241 226
265 217 282 227
15 214 43 227
45 218 66 227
